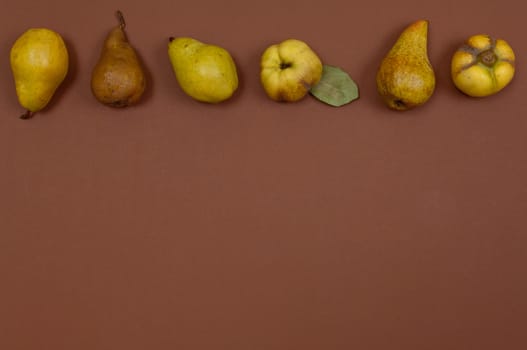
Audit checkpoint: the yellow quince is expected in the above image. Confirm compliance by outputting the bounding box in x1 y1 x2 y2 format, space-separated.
451 34 515 97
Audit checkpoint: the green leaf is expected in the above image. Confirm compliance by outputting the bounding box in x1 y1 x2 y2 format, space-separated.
310 65 359 107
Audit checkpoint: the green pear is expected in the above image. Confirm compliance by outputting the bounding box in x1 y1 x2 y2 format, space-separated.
168 37 238 103
10 28 69 119
376 20 435 110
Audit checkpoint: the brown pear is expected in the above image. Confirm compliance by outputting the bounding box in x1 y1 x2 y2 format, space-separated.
91 11 146 107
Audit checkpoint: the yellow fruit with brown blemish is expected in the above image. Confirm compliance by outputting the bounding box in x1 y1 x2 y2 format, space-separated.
451 34 515 97
260 39 323 102
376 20 436 111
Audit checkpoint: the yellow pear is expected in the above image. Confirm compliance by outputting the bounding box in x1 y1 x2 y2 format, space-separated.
168 37 238 103
376 20 436 110
91 11 146 107
10 28 69 119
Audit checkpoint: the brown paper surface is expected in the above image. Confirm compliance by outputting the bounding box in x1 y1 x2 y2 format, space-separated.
1 1 526 349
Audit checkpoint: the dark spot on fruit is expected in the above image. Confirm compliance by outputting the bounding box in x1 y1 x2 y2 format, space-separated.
394 99 406 108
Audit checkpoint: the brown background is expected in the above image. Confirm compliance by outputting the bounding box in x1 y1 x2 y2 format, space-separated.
1 0 526 349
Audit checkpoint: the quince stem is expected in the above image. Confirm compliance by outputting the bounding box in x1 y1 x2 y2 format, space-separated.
479 50 497 67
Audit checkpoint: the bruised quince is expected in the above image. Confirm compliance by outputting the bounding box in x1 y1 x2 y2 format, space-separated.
451 34 515 97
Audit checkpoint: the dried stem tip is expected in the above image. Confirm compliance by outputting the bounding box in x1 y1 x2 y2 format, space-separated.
20 110 34 120
116 10 126 30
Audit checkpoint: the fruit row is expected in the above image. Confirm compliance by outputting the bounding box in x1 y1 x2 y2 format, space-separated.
8 12 517 119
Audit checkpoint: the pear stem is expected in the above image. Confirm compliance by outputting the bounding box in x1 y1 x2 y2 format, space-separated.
20 110 34 120
116 10 126 30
